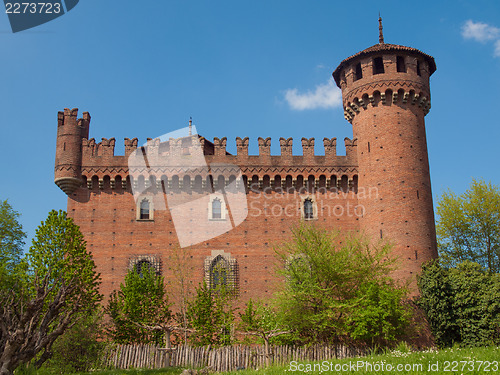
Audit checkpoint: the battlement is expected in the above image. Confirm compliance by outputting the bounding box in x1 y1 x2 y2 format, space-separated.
81 135 357 161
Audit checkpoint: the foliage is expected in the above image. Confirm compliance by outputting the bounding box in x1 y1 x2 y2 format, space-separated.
436 179 500 273
0 209 102 375
186 281 235 347
418 260 500 347
0 200 26 271
106 264 172 345
45 308 107 373
274 224 410 346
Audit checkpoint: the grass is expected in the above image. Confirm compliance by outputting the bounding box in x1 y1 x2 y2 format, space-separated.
219 345 500 374
16 346 500 374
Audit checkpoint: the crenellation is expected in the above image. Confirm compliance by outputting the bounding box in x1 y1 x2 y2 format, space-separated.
213 137 227 156
301 137 315 159
258 137 271 156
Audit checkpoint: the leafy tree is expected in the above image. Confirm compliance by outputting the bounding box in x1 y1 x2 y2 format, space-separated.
45 308 107 373
186 282 235 347
275 224 409 346
238 300 290 366
0 200 26 271
436 179 500 272
0 210 102 375
107 263 172 345
418 260 500 347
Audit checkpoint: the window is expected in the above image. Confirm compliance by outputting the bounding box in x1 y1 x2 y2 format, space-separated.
354 63 362 81
140 199 150 219
137 196 154 220
212 198 222 219
416 61 421 76
210 255 229 288
301 196 317 220
304 199 313 219
135 259 153 277
396 56 406 72
204 251 238 293
208 194 226 220
129 256 161 276
373 57 384 75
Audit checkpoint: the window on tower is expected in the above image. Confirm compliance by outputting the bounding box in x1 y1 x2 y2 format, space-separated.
417 61 421 76
373 57 384 75
354 63 363 81
140 199 150 219
212 198 222 219
304 198 313 219
397 56 406 72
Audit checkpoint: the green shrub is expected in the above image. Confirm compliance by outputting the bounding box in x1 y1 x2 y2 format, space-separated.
418 260 500 347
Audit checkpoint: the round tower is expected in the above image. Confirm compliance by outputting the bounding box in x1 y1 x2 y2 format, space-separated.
333 19 438 289
54 108 90 195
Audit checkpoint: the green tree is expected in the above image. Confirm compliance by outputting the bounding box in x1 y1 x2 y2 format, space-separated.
107 264 172 345
418 260 500 347
436 179 500 272
0 200 26 271
238 300 290 366
186 282 235 347
275 224 409 346
0 209 102 375
45 308 107 373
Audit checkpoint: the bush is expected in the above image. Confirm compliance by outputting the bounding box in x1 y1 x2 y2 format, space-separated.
418 260 500 347
45 309 107 373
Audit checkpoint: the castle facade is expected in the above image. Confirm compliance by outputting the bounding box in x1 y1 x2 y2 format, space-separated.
54 25 438 300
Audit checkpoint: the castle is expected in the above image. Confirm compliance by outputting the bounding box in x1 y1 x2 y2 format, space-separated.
54 21 438 300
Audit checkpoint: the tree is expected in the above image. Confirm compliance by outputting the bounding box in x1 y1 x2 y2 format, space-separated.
107 263 173 345
0 210 102 375
418 260 500 347
238 300 290 367
275 224 410 346
0 200 26 271
436 179 500 273
186 282 235 347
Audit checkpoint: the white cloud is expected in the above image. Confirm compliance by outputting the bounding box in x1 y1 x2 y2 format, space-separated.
284 80 342 110
462 20 500 42
495 40 500 57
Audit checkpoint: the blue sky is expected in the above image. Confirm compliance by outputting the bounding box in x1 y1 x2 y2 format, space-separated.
1 0 500 243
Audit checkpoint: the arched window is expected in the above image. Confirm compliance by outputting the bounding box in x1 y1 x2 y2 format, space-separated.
208 194 226 220
140 199 150 220
204 252 238 294
210 255 229 289
304 198 314 219
212 198 222 219
135 259 153 277
137 196 154 220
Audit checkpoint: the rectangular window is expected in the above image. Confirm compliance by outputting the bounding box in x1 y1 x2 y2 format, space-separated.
373 57 384 75
354 63 363 81
396 56 406 72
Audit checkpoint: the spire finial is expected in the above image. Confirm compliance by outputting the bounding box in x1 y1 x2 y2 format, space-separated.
378 14 384 44
189 117 192 136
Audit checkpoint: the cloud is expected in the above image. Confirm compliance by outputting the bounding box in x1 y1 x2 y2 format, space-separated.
495 40 500 57
462 20 500 42
284 80 342 110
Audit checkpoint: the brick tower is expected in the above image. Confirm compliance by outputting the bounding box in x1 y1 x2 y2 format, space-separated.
333 18 438 286
54 108 90 194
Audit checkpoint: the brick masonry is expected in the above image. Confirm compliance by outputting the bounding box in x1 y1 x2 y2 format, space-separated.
54 38 438 304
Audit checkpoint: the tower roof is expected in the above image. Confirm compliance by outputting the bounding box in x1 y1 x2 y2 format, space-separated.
332 43 436 88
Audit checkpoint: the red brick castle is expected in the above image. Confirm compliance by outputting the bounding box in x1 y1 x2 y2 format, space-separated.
54 21 438 299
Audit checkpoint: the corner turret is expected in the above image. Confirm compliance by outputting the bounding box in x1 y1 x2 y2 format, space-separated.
54 108 90 195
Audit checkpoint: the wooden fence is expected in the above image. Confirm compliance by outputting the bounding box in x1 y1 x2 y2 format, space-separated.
102 344 366 372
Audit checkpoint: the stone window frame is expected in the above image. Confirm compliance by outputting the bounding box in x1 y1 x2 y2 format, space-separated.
204 250 238 295
128 255 162 276
136 196 154 221
208 193 227 221
300 195 318 221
